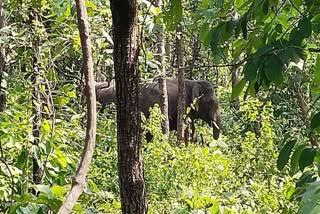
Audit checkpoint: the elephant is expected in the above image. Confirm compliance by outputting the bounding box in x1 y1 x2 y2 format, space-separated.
95 78 221 141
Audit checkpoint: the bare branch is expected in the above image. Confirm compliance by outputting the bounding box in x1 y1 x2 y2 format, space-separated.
57 0 96 212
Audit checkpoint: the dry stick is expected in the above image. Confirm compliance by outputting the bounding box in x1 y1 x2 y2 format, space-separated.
57 0 96 212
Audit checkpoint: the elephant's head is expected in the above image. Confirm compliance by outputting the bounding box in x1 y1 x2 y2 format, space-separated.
95 81 116 110
191 80 221 140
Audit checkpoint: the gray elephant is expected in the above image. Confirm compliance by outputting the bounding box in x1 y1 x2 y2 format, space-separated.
95 78 221 141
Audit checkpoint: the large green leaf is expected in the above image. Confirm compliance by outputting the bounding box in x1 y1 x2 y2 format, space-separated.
277 140 296 171
231 78 247 100
291 144 307 175
298 181 320 214
299 148 317 172
311 55 320 97
298 18 312 38
244 58 260 81
310 112 320 130
211 25 222 51
199 23 212 46
264 54 284 85
296 171 316 188
290 28 304 46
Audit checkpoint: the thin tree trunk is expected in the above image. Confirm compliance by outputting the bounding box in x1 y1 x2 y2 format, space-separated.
155 0 169 136
187 35 200 79
0 0 5 112
30 11 43 187
165 36 170 62
176 24 185 145
58 0 96 212
293 83 318 147
110 0 147 213
231 65 239 110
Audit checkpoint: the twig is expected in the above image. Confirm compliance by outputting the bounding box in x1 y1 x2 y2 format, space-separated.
308 95 320 114
289 0 304 16
308 48 320 53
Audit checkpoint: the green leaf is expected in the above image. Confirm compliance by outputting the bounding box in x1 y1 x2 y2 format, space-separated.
264 54 284 86
52 185 68 198
165 0 182 30
297 181 320 214
291 144 307 175
310 112 320 130
211 26 222 51
296 171 316 187
263 0 269 15
277 140 296 171
311 55 320 97
291 0 302 7
244 58 260 81
298 18 312 38
112 200 121 209
290 28 304 46
231 78 247 100
199 23 212 46
16 148 27 170
36 185 52 198
299 148 316 172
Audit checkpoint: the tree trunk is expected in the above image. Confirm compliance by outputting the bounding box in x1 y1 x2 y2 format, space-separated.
0 0 5 112
30 11 43 187
110 0 147 213
187 35 200 79
293 82 318 147
231 65 239 110
176 24 185 145
155 0 169 136
58 0 96 212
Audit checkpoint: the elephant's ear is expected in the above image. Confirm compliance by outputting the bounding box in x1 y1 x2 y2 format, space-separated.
191 83 201 111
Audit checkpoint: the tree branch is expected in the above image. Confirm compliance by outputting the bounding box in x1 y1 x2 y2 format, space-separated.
57 0 96 212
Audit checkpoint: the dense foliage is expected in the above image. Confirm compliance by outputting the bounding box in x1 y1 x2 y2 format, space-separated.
0 0 319 213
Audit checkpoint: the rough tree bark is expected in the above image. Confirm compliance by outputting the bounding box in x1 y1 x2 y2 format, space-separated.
176 24 185 145
58 0 96 212
109 0 147 213
0 0 5 112
29 11 43 187
155 0 169 136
